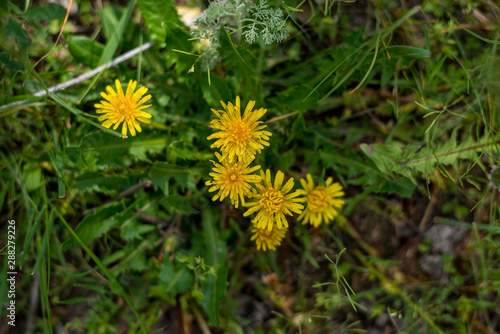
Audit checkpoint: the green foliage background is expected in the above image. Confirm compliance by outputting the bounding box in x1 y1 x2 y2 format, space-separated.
0 0 499 333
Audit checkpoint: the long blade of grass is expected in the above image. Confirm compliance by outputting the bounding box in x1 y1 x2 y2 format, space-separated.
349 33 380 94
55 208 148 333
50 93 124 138
78 0 138 102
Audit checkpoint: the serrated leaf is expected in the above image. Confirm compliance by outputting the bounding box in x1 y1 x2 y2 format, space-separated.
2 19 30 50
0 52 24 71
160 194 198 214
360 143 415 182
22 3 66 21
365 177 416 197
66 132 130 168
159 257 194 297
169 140 198 160
121 221 156 241
67 36 105 68
150 162 195 194
66 132 165 169
138 0 185 47
62 203 123 250
361 132 492 184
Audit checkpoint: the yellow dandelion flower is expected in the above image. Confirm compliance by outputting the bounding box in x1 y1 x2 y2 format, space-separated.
297 174 345 227
244 170 303 231
205 153 262 208
95 79 152 137
250 223 287 251
207 96 272 161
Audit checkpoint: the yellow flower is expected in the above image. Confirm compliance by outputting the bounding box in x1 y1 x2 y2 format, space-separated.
244 170 303 231
205 153 261 208
207 96 272 162
250 224 287 251
95 79 152 137
297 174 345 227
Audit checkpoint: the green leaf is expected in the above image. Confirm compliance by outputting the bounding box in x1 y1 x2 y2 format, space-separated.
67 132 166 168
98 1 136 64
62 203 123 250
22 161 42 191
121 221 156 241
22 4 66 21
165 23 192 51
159 257 194 297
201 73 233 107
273 86 319 112
56 210 148 333
138 0 185 47
361 132 492 184
150 162 196 194
200 209 228 325
219 28 255 74
202 209 227 267
75 172 130 192
201 265 228 326
2 19 30 50
365 177 416 197
0 52 24 71
66 132 130 168
169 140 198 160
160 194 198 214
381 46 431 59
287 112 306 144
57 297 88 305
360 143 415 182
67 36 105 68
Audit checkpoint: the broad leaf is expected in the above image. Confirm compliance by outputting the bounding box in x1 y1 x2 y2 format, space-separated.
22 3 66 21
150 162 196 194
201 265 228 326
62 203 124 250
272 85 319 113
160 194 198 214
159 257 194 297
75 172 130 192
138 0 185 47
0 52 24 71
68 36 105 68
2 19 30 50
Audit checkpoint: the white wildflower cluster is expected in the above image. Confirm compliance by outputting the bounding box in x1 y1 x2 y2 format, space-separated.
243 0 290 45
192 0 290 70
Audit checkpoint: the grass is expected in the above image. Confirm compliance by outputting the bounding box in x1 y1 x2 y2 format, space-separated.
0 0 499 333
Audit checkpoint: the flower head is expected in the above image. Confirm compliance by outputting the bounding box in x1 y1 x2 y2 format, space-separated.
250 224 287 251
95 79 152 137
207 96 272 162
297 174 345 227
244 170 303 231
205 153 261 208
